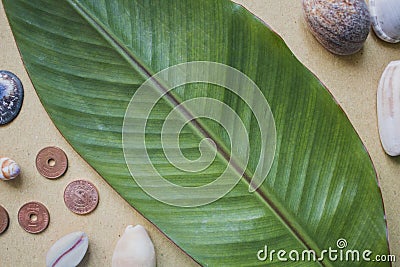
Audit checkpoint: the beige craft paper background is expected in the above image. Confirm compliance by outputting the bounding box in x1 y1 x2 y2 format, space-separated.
0 1 399 266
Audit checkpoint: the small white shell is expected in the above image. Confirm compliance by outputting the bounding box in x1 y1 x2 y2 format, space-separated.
377 60 400 156
0 157 20 180
370 0 400 43
46 231 89 267
112 225 156 267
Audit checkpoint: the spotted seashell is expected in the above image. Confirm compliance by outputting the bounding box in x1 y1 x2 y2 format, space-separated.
0 157 20 180
112 225 156 267
46 231 89 267
303 0 371 55
370 0 400 43
377 60 400 156
0 70 24 125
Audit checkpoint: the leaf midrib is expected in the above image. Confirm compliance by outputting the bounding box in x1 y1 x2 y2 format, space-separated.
66 1 328 265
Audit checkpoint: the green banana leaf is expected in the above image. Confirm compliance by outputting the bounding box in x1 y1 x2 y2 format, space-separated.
3 0 389 266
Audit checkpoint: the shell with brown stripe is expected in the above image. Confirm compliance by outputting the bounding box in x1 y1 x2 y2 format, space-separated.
0 157 20 180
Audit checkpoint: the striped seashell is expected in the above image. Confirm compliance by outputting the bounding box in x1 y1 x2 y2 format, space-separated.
112 225 156 267
46 231 89 267
377 60 400 156
0 157 20 180
370 0 400 43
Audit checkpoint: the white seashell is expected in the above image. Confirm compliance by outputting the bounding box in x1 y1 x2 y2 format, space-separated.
0 157 20 180
112 225 156 267
46 231 89 267
377 60 400 156
302 0 371 55
370 0 400 43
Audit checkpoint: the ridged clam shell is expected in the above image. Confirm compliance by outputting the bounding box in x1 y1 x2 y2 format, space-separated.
112 225 156 267
0 157 20 180
46 231 89 267
370 0 400 43
303 0 371 55
377 60 400 156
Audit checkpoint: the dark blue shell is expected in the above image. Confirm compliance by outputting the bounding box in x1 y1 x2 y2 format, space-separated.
0 70 24 125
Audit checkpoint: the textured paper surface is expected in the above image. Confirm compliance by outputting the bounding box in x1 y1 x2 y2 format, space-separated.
0 1 398 266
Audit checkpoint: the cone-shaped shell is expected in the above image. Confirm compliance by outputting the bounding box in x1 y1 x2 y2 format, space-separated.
0 157 20 180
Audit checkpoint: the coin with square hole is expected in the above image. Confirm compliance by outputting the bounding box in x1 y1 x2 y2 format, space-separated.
18 201 50 234
0 205 9 234
36 146 68 179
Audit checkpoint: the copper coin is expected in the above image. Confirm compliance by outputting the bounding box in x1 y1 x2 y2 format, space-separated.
0 205 9 234
64 180 99 215
18 201 50 234
36 146 68 179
